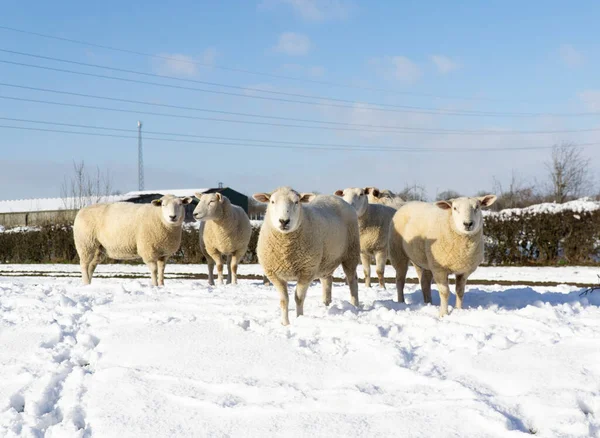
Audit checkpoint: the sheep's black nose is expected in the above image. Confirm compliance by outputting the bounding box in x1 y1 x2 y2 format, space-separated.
170 215 177 221
279 218 290 227
464 221 474 229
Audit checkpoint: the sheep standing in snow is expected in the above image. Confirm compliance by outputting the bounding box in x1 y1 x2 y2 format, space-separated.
253 187 361 325
193 193 252 285
334 187 395 288
73 195 193 286
389 195 497 316
366 188 405 209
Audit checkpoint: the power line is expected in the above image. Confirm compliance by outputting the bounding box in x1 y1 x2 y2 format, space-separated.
2 89 599 136
1 121 599 152
2 57 598 119
0 58 518 117
0 25 504 102
2 48 587 118
0 48 490 115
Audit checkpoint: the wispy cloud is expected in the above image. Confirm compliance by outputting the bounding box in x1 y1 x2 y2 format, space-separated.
153 48 218 77
430 55 460 74
579 90 600 111
369 56 421 84
273 32 311 56
260 0 354 21
559 44 584 68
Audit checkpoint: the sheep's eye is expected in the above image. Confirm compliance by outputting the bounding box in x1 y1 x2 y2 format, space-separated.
270 200 274 204
294 201 299 205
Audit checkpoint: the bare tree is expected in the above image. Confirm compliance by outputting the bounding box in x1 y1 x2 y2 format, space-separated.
492 170 540 210
544 142 593 203
60 161 114 210
436 189 461 201
397 183 427 201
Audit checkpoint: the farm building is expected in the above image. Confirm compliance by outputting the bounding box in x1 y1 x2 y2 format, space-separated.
0 187 249 227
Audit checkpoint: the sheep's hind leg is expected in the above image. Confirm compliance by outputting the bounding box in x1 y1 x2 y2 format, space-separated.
230 251 244 285
321 275 333 306
361 253 372 288
226 255 232 285
374 250 387 289
342 262 359 307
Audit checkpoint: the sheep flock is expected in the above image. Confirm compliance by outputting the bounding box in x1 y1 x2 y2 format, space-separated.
73 187 497 325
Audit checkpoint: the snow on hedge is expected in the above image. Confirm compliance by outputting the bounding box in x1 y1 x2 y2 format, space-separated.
485 197 600 219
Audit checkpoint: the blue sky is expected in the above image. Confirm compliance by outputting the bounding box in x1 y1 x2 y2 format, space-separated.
1 0 599 200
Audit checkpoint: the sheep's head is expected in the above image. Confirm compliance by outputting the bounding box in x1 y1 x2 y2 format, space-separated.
193 193 224 221
435 195 497 236
151 195 193 226
253 187 315 233
334 187 368 217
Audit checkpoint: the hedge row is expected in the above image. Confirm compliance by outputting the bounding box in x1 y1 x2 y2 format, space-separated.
0 211 598 265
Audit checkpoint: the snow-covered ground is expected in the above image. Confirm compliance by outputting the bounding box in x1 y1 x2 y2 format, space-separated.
1 264 599 286
1 267 600 437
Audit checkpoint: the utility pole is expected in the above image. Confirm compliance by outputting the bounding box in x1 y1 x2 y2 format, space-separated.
137 121 144 191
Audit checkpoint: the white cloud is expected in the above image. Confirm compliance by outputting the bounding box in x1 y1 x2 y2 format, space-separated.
559 44 584 68
370 56 421 84
579 90 600 111
153 48 218 77
430 55 460 74
273 32 311 56
280 63 326 77
260 0 353 21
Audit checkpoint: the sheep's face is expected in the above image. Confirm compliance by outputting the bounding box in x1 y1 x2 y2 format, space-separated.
151 195 193 226
192 193 223 221
435 195 497 236
253 187 316 234
335 188 368 217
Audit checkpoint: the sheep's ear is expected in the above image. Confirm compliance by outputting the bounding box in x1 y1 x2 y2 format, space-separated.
194 192 204 200
334 189 344 196
215 193 223 202
181 197 193 205
435 200 452 210
478 194 497 208
253 193 270 203
365 187 380 197
299 193 316 203
151 199 162 206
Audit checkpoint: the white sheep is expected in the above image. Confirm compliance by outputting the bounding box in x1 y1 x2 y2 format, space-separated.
389 195 497 316
253 187 361 326
366 188 405 209
193 192 252 285
73 195 193 286
334 187 396 288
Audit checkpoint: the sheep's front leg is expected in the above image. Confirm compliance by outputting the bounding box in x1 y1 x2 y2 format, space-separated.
270 277 290 325
205 255 215 286
208 250 224 285
295 280 312 318
321 276 333 306
455 274 467 310
361 253 372 288
157 256 167 286
374 250 387 289
433 271 451 317
146 260 159 286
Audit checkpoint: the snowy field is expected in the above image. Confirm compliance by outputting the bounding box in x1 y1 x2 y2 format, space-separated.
1 266 600 437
